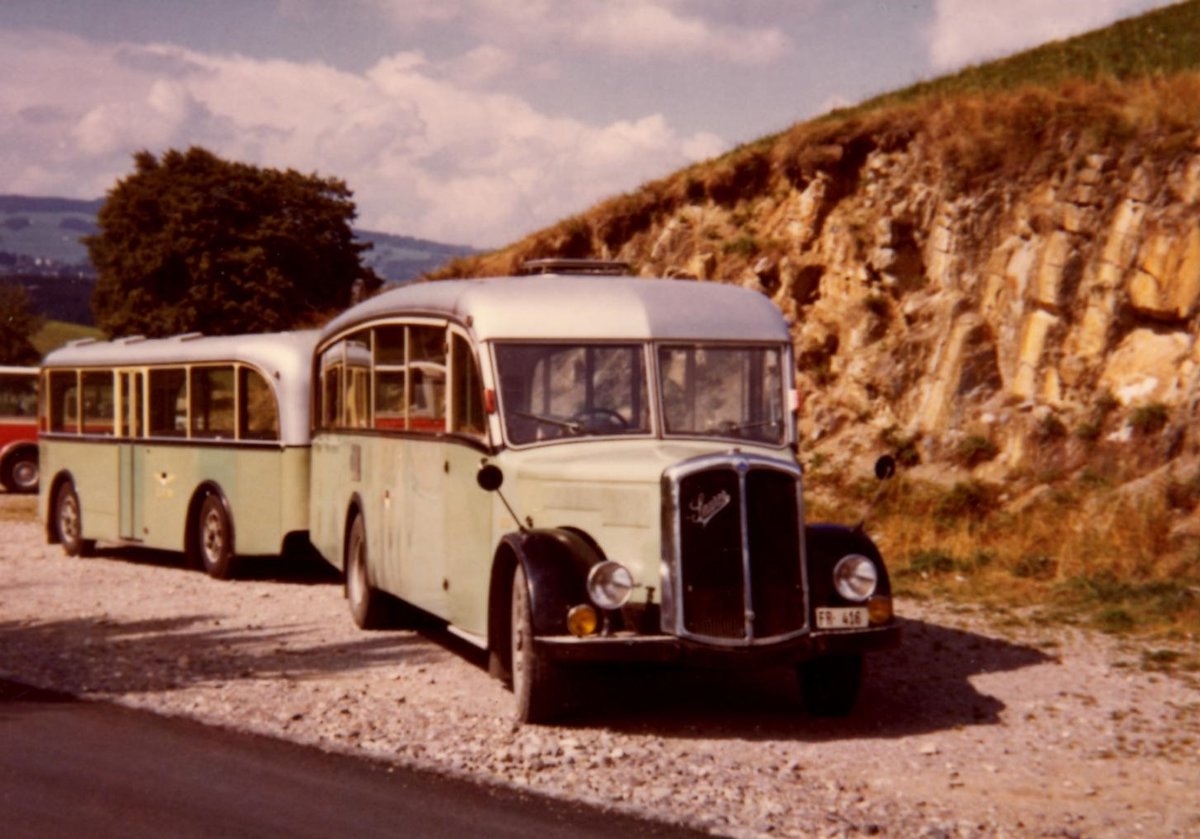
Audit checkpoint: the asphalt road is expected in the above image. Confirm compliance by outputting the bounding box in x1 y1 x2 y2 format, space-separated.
0 678 701 838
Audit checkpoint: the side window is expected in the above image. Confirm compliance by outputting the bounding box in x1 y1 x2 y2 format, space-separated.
240 367 279 441
344 334 372 429
190 366 235 439
48 370 78 433
118 371 144 439
408 326 446 432
0 373 36 419
149 368 187 437
81 371 115 435
450 333 486 438
319 342 344 428
373 325 407 430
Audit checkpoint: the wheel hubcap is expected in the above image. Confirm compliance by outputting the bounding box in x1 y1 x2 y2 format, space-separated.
203 512 223 560
512 579 527 684
61 498 79 540
13 461 36 490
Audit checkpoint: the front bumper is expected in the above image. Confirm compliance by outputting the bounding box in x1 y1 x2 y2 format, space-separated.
535 621 901 667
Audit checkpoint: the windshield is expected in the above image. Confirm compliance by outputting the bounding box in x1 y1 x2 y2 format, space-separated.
658 344 785 444
495 343 651 444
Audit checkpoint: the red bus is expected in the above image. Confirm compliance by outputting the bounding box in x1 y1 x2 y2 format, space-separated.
0 366 39 492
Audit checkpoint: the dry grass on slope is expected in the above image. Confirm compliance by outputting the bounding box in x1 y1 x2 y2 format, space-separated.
429 72 1200 284
807 461 1200 663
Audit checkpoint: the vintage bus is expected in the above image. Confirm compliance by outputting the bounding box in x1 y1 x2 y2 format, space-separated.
310 263 899 722
39 331 317 578
0 365 39 492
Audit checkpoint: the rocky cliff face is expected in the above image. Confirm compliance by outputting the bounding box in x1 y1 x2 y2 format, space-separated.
449 77 1200 487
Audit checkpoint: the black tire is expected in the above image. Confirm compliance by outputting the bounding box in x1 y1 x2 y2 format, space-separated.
197 493 235 579
54 482 94 557
510 563 565 724
798 654 864 717
345 515 392 630
2 449 37 493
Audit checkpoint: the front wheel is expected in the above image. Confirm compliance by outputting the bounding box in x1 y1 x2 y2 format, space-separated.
798 654 863 717
54 482 94 557
197 494 235 579
511 563 565 724
345 515 392 629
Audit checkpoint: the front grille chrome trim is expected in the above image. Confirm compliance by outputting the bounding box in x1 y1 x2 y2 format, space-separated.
660 452 809 648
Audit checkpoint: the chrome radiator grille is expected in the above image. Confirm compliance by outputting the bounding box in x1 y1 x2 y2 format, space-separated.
661 454 808 645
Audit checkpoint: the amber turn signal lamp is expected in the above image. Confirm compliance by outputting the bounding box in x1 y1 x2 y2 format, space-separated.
867 596 892 625
567 604 599 637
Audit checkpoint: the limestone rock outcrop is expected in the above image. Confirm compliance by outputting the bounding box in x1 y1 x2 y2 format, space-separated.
447 79 1200 484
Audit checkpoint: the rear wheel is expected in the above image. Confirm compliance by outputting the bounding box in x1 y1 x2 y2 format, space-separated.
2 450 37 493
54 482 94 557
345 514 392 629
511 563 564 724
197 494 235 579
798 654 863 717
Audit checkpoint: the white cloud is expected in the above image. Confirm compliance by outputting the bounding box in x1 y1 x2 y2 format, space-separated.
376 0 790 65
815 93 853 117
441 45 518 87
0 27 726 247
927 0 1168 72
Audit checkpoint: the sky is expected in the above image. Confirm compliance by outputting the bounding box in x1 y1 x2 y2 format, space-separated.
0 0 1173 248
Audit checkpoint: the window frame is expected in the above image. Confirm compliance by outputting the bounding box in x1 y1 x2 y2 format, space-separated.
41 362 283 444
491 339 655 449
314 318 491 448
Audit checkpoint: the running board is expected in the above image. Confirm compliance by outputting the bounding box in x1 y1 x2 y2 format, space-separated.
446 625 487 649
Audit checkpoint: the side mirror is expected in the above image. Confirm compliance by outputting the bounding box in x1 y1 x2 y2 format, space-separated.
874 455 896 481
477 463 504 492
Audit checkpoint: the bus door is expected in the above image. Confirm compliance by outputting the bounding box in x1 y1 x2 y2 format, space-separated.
393 324 449 617
117 370 146 541
442 329 494 636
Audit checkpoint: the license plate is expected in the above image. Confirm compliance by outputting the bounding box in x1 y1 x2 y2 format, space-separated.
816 607 868 629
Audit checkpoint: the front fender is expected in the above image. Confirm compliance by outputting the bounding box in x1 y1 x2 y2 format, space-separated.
805 523 893 606
500 528 605 636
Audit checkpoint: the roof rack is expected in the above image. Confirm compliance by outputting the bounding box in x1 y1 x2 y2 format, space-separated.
519 258 630 276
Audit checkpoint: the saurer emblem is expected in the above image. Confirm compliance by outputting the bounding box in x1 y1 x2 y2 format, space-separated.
688 490 731 528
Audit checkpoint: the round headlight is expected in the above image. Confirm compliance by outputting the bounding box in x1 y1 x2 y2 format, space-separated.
587 561 634 610
833 554 878 602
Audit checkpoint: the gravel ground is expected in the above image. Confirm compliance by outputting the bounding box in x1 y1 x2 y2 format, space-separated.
1 493 1197 837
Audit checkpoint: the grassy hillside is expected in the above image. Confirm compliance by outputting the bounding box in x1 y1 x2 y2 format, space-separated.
32 319 103 356
437 0 1200 282
846 0 1200 117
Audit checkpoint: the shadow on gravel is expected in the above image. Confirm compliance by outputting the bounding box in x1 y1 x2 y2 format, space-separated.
75 545 342 586
535 616 1053 741
0 613 447 696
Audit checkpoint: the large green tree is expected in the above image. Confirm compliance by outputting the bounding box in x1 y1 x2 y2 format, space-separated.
0 283 44 365
87 147 380 337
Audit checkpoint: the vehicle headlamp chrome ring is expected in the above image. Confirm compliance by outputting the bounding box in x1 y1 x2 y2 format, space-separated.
586 561 634 610
833 554 879 602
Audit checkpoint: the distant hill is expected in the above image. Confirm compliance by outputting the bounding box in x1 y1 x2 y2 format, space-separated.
0 195 100 270
354 229 479 283
0 193 478 324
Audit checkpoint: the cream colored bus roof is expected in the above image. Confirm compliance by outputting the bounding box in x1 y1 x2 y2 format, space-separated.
41 330 318 446
321 274 791 343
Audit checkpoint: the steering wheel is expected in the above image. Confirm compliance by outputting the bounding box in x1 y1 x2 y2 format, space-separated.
570 408 630 433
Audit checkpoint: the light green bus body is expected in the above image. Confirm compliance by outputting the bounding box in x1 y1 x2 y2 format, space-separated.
308 274 801 643
311 434 495 635
311 272 902 723
38 331 317 574
40 439 310 555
